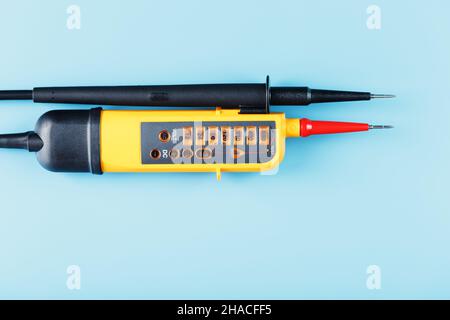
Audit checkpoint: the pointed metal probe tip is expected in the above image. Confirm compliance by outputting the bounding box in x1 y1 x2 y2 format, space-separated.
371 94 396 99
368 125 394 130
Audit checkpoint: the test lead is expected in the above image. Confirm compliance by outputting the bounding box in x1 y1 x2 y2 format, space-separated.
298 119 393 137
0 76 393 113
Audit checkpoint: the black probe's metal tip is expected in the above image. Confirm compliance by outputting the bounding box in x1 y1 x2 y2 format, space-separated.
370 94 396 99
368 125 394 130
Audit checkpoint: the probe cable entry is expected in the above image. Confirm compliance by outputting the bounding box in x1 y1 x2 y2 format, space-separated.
0 131 43 151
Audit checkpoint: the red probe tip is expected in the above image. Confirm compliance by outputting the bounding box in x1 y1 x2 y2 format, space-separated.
368 125 394 129
299 119 392 137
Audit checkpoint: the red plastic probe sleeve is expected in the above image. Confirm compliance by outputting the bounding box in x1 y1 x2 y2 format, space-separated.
299 118 369 137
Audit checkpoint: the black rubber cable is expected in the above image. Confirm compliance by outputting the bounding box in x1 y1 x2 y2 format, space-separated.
0 132 43 151
0 90 32 100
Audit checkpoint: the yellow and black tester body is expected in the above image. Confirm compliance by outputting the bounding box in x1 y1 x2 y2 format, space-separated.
1 107 380 179
30 108 298 179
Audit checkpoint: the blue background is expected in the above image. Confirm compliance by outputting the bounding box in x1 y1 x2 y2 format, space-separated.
0 0 449 299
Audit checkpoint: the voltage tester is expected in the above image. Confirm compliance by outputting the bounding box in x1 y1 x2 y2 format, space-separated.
0 76 393 179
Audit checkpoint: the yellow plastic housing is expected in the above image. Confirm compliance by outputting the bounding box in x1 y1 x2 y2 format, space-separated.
100 109 296 178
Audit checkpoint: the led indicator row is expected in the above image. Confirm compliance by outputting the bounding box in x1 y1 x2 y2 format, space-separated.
182 126 269 146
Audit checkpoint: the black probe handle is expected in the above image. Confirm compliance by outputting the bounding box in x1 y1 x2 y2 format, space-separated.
31 85 371 107
33 84 267 107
